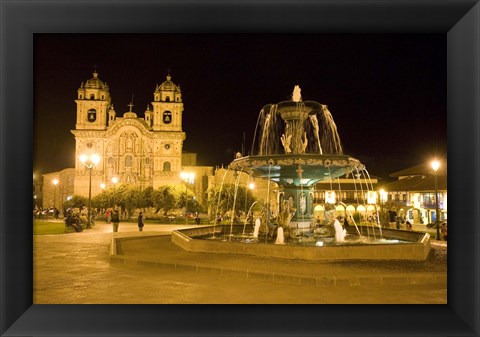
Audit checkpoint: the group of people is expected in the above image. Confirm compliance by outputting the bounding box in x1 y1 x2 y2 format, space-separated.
64 210 85 232
33 207 60 219
65 208 206 233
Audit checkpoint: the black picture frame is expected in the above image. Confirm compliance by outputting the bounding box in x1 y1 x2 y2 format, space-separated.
1 0 479 336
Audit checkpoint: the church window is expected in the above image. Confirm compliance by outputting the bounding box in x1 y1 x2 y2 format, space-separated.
90 94 95 100
87 109 96 122
176 97 179 102
80 94 83 99
125 155 132 167
166 96 170 102
163 161 171 172
163 111 172 124
101 95 105 100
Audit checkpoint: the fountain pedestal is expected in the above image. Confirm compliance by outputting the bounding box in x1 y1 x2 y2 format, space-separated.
280 184 315 229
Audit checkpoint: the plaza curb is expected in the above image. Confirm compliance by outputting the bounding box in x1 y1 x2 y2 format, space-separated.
109 237 447 288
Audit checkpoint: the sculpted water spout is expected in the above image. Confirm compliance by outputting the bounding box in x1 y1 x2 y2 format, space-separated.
292 85 302 102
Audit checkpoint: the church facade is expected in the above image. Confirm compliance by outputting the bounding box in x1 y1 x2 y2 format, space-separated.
72 71 186 197
42 71 215 209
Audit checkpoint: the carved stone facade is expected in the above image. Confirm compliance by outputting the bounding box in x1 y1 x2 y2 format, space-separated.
72 71 186 197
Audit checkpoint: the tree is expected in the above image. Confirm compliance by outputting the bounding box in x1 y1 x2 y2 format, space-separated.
140 186 155 209
115 185 143 217
152 185 181 215
91 190 114 209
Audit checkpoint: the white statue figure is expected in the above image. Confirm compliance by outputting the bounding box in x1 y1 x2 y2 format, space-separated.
275 227 285 245
292 85 302 102
333 217 347 242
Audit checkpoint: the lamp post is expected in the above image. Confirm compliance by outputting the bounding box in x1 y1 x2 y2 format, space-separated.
431 160 441 240
52 179 59 209
80 153 101 229
180 171 195 224
112 176 118 210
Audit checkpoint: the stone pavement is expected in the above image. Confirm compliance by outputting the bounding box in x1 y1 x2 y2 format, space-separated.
33 221 447 304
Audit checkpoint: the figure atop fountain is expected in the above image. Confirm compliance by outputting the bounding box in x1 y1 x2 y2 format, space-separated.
292 85 302 102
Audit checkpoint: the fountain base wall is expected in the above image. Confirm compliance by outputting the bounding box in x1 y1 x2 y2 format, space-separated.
171 226 431 261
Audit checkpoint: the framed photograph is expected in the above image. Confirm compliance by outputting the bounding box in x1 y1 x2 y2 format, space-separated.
1 0 479 336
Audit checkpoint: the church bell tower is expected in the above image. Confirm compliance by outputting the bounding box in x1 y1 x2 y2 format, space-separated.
75 71 111 130
151 74 183 131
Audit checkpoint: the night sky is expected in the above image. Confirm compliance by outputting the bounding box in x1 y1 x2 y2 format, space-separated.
34 34 446 180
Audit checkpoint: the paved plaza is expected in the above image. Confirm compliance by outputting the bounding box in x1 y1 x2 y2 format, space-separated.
33 221 447 304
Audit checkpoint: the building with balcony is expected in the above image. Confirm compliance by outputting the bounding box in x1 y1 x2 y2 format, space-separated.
312 175 380 221
378 162 447 226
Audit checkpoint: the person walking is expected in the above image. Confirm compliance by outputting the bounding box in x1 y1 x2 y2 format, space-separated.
137 212 144 232
105 208 112 223
111 209 120 232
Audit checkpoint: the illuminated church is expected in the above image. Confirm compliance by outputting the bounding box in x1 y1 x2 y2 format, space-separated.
72 70 186 196
42 71 212 208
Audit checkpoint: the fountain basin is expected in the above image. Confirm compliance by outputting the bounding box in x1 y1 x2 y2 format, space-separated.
229 154 364 184
171 225 431 261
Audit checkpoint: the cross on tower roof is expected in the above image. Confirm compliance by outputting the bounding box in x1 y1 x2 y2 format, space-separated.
127 94 134 112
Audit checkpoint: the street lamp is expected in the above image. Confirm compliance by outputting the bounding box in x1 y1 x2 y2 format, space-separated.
80 153 101 229
180 171 195 224
431 159 441 240
52 179 59 209
100 182 106 190
111 176 118 210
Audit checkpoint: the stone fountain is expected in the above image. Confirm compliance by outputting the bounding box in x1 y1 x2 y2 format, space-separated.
168 86 432 261
229 85 364 238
